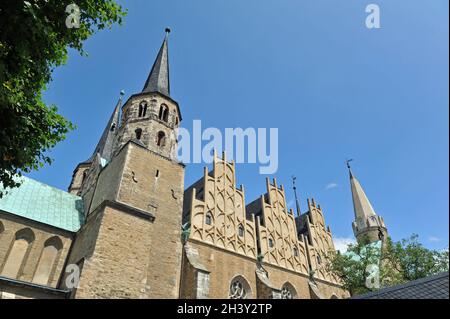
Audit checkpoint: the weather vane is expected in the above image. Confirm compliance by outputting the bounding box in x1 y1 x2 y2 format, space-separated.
346 158 354 169
291 175 301 216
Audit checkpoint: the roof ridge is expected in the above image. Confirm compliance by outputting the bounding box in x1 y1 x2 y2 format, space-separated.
353 271 449 299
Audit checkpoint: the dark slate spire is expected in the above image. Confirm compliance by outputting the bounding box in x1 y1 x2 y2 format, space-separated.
142 28 171 96
87 92 123 163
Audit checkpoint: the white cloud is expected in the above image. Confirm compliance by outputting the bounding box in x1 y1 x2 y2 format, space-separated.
325 182 338 190
428 236 441 243
333 237 356 253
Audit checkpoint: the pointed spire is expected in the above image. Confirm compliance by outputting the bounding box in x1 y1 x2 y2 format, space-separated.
346 159 354 179
87 91 123 163
348 162 377 220
292 175 301 216
142 28 171 96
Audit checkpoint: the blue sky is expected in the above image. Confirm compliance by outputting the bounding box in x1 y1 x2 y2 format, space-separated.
28 0 448 250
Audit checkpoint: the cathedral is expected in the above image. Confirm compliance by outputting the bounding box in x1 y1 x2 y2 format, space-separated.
0 31 387 299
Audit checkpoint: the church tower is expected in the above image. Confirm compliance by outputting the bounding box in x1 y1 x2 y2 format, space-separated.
114 28 181 159
347 162 388 245
64 29 185 298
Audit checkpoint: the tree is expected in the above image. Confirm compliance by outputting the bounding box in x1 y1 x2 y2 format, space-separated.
326 234 449 296
0 0 126 196
387 234 449 282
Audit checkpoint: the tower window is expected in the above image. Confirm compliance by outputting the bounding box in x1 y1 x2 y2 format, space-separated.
155 170 160 178
110 123 116 132
268 237 274 248
82 170 88 183
156 131 166 147
135 128 143 140
317 255 322 265
293 247 299 257
159 104 169 122
138 102 148 117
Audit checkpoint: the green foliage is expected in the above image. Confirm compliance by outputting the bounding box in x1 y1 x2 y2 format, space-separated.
388 234 449 282
325 234 449 296
0 0 126 196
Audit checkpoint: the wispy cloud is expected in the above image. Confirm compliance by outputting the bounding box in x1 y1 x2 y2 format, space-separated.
333 237 356 253
325 182 339 190
428 236 441 243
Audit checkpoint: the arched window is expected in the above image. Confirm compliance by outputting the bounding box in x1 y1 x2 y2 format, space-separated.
110 123 116 132
1 228 35 279
205 212 213 226
281 282 297 299
138 102 148 117
293 247 299 257
32 236 63 285
229 275 252 299
135 128 142 140
82 170 88 184
159 104 169 122
238 224 244 237
0 221 4 243
317 254 322 265
156 131 166 147
268 237 274 248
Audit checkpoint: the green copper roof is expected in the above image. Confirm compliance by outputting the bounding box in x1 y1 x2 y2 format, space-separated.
0 176 84 232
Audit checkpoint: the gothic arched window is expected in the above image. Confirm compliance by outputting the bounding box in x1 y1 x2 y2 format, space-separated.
293 247 299 257
205 212 213 226
156 131 166 147
268 237 274 248
32 236 63 285
281 282 297 299
135 128 142 140
138 102 148 117
238 224 244 237
229 276 252 299
317 254 322 265
1 228 35 279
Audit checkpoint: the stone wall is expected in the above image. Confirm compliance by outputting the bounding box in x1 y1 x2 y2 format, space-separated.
180 239 348 299
65 142 185 299
0 213 73 289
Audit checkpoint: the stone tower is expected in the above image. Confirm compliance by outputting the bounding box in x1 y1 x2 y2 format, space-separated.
114 28 180 159
348 162 388 245
63 29 185 298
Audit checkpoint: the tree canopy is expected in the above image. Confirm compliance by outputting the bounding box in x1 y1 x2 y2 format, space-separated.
0 0 126 196
326 234 449 296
